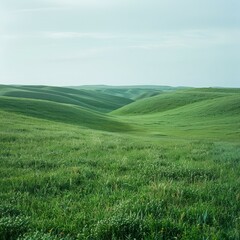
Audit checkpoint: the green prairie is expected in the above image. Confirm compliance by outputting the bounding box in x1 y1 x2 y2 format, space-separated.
0 85 239 240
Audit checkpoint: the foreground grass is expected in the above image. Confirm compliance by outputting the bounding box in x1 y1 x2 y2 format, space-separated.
0 110 239 239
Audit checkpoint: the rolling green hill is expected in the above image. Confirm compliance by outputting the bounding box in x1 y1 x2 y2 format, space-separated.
162 94 240 118
1 85 239 138
0 85 133 113
112 88 238 115
0 85 240 239
117 93 240 140
0 96 132 132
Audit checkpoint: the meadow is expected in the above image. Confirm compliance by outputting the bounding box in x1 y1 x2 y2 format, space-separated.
0 85 239 239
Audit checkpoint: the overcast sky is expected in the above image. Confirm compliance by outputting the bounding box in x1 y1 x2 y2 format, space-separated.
0 0 240 87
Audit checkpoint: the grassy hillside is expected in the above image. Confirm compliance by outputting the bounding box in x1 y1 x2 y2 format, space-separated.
134 91 162 100
163 94 240 118
120 94 240 140
0 85 239 239
0 109 239 239
0 85 133 113
0 96 132 132
112 88 238 115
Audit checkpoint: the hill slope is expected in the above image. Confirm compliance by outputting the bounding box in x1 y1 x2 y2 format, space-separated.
121 94 240 140
0 96 132 132
112 88 239 115
0 85 133 113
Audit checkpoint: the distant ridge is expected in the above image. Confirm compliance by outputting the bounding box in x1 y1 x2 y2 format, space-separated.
74 85 187 100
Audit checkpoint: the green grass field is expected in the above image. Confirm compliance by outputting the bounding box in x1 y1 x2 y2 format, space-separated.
0 85 239 240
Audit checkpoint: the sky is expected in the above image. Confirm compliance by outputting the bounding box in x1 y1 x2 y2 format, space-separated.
0 0 240 87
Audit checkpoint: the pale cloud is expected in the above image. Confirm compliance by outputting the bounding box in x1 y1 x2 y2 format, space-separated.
2 29 239 48
48 47 113 62
44 0 122 7
2 1 121 13
44 32 119 40
127 29 240 50
10 7 66 13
